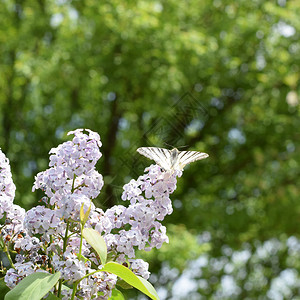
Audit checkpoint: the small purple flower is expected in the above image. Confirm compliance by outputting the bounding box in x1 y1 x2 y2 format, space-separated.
0 195 13 219
24 206 62 236
4 262 45 289
129 259 150 279
0 149 16 200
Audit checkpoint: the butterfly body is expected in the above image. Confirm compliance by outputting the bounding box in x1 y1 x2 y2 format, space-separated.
137 147 209 172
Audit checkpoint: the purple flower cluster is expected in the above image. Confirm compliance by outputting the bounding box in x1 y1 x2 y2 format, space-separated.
4 262 44 289
24 206 62 237
0 129 182 299
98 165 181 263
0 149 26 253
0 150 16 201
32 129 103 205
0 151 44 287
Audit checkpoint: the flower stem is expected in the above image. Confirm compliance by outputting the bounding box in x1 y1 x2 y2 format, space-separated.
63 221 70 252
48 235 54 274
79 224 83 258
57 220 70 297
71 281 79 300
0 236 15 269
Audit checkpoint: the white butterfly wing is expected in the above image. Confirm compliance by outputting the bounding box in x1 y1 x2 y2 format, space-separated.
177 151 209 170
137 147 172 171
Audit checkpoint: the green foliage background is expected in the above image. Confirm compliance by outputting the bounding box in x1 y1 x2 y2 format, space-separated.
0 0 300 299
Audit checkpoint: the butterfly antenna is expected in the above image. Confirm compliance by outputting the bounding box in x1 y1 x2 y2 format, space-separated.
177 145 189 150
163 142 174 149
163 142 189 150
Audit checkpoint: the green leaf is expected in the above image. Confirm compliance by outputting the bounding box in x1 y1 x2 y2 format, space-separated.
80 204 91 225
116 278 133 289
76 252 88 263
137 275 159 300
46 292 60 300
80 203 85 223
82 228 107 265
108 288 125 300
102 262 159 300
62 284 71 291
4 271 61 300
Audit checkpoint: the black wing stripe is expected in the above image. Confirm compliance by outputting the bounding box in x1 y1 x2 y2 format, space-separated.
179 151 209 168
178 151 198 164
150 148 166 166
137 147 171 170
178 151 189 160
137 147 208 171
158 148 172 169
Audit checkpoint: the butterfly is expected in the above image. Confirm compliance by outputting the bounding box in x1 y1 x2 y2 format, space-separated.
136 147 209 172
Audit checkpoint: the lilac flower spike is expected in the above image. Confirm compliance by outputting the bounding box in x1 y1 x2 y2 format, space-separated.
0 129 186 300
100 165 182 260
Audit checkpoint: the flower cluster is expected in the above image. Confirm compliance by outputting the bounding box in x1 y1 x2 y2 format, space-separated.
0 148 26 254
24 206 62 236
0 129 182 299
99 165 181 262
0 150 16 201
